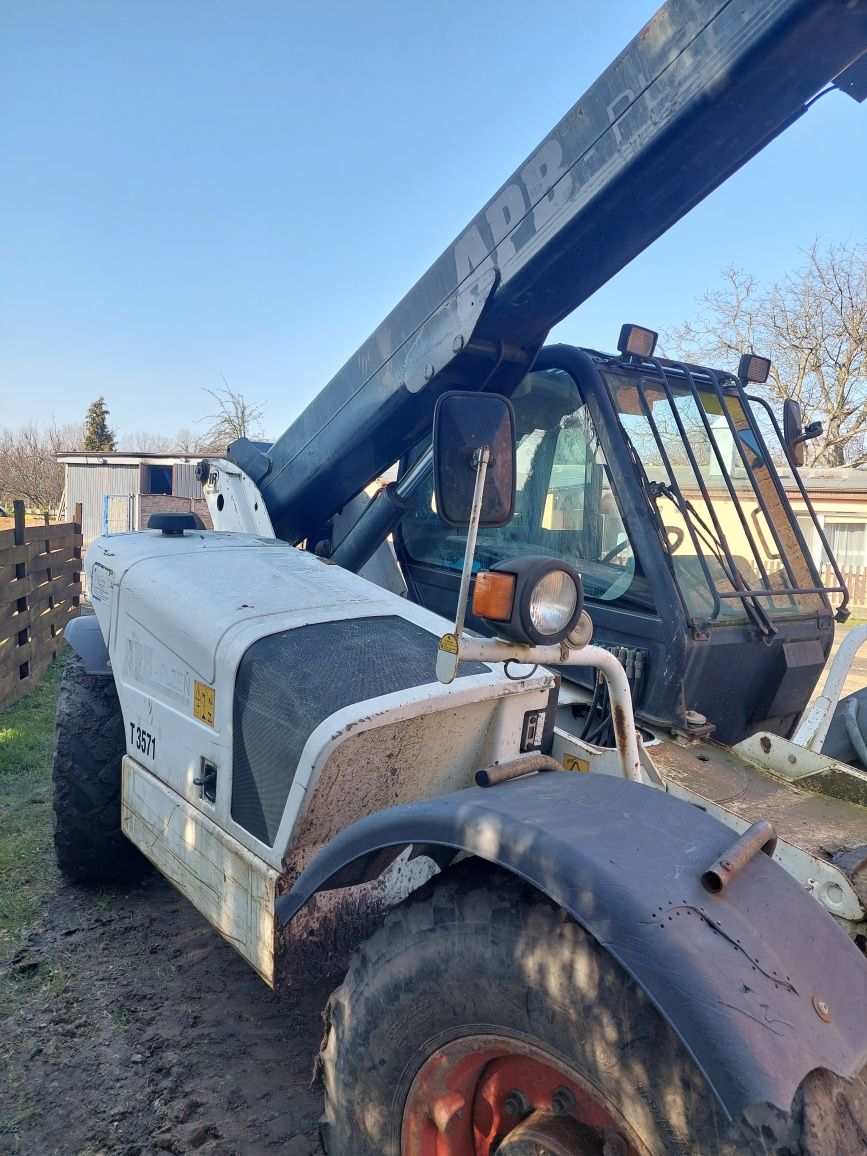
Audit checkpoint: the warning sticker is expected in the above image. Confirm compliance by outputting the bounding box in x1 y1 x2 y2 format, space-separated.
90 562 114 603
562 753 589 773
438 633 459 655
193 681 216 727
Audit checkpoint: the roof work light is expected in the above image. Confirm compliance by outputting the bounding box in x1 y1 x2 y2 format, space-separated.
737 353 772 385
617 323 659 358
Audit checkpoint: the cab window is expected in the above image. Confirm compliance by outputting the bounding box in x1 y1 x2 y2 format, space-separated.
400 368 653 611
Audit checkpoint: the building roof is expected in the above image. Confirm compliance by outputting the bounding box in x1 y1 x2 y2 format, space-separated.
57 452 204 466
780 466 867 494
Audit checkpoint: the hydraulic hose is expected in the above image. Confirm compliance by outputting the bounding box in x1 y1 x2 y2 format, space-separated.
844 698 867 768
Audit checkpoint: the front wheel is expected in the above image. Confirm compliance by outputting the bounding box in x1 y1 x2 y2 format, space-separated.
319 863 733 1156
52 653 148 883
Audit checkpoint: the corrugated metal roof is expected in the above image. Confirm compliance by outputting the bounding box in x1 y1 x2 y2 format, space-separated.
56 452 202 464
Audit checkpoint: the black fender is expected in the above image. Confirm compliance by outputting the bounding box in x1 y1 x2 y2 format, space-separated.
277 771 867 1119
65 615 111 675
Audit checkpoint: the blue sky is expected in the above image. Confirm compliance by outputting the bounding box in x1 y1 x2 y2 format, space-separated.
2 1 865 443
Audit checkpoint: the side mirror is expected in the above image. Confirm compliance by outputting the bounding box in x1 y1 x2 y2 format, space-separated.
783 399 823 468
432 391 516 527
783 400 805 467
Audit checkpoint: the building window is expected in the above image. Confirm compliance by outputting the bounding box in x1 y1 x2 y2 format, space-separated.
824 520 867 568
796 515 818 565
145 465 173 495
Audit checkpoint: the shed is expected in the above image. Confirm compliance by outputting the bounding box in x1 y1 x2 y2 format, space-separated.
58 453 213 548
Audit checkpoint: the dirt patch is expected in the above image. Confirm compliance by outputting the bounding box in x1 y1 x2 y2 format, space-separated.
1 872 331 1156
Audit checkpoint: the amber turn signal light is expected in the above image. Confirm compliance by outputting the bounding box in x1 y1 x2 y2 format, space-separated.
472 571 515 622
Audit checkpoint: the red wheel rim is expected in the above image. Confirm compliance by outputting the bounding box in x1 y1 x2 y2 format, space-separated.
401 1034 646 1155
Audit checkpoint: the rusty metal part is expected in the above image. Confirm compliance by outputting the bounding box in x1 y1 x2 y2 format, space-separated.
475 754 562 788
497 1110 605 1154
701 819 777 894
829 844 867 909
430 1091 467 1134
505 1089 531 1118
653 736 867 923
812 994 833 1023
400 1033 641 1155
551 1085 576 1115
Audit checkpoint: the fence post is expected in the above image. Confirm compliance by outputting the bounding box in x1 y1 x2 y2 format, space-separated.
12 499 30 683
73 502 83 608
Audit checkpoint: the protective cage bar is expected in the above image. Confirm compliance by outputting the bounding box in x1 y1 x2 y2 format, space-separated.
611 357 843 624
653 357 804 618
745 392 850 613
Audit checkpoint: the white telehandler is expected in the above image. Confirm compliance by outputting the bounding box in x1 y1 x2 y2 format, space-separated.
54 2 867 1152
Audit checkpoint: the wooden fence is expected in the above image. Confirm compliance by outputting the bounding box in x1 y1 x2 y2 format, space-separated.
821 564 867 618
0 500 82 713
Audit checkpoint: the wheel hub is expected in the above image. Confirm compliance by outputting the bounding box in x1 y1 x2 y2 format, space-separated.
401 1034 641 1156
496 1110 604 1155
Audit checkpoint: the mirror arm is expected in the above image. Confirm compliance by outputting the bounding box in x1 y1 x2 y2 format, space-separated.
452 446 490 646
792 420 824 447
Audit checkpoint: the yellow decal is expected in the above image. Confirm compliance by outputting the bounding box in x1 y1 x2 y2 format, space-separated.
193 681 216 727
562 753 589 773
439 633 459 655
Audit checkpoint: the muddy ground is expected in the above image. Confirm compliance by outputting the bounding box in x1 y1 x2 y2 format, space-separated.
1 871 331 1156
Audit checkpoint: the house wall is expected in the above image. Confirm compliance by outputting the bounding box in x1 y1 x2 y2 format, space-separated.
789 493 867 616
666 482 867 615
138 494 213 530
789 493 867 569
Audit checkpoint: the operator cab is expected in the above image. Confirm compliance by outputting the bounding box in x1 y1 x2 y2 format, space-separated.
396 327 848 745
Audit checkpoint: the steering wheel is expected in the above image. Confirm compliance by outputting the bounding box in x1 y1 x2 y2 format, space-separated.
599 553 636 602
600 539 630 564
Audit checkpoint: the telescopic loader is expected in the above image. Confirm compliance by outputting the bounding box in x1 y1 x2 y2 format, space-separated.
55 2 867 1153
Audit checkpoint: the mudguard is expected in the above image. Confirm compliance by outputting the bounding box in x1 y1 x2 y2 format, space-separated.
276 772 867 1119
65 615 111 676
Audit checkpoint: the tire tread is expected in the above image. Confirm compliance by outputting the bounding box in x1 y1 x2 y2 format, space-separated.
52 653 147 883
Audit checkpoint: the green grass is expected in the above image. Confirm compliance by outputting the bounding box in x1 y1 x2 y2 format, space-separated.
0 657 65 955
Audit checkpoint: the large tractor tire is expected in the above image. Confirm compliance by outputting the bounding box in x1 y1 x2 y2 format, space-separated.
318 862 862 1156
52 653 148 883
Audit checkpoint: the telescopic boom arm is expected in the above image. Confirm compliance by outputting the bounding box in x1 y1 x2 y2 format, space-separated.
228 0 867 547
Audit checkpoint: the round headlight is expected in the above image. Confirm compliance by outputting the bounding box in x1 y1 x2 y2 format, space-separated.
484 556 584 646
528 569 578 635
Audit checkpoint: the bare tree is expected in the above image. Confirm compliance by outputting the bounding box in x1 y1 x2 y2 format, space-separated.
198 378 266 454
173 428 202 454
663 239 867 467
0 420 85 512
119 429 206 454
119 431 178 454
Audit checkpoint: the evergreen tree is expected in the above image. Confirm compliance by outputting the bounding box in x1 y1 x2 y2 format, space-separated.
83 397 116 452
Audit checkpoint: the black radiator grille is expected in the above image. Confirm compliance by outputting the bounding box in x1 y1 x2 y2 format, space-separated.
231 614 488 845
